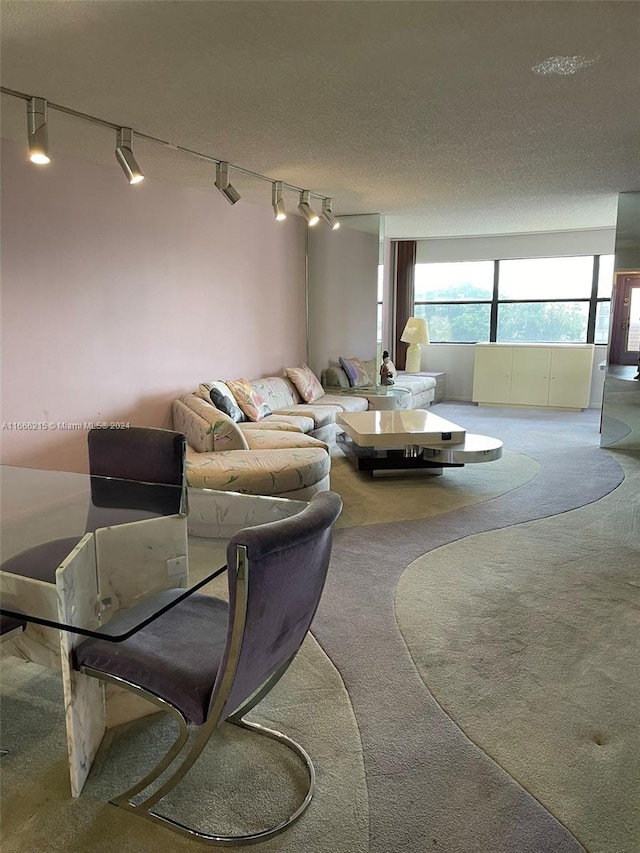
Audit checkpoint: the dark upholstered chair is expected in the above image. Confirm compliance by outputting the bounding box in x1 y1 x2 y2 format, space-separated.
0 427 187 584
73 490 343 846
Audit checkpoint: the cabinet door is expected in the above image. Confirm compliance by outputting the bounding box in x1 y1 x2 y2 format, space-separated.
472 346 512 403
548 347 593 409
510 348 551 406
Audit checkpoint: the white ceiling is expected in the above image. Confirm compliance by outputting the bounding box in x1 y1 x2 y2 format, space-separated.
1 0 639 238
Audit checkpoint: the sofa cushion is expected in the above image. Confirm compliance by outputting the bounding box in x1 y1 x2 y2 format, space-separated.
339 356 371 387
249 377 300 409
244 430 329 452
185 446 330 496
323 366 351 389
318 393 369 412
272 404 342 429
239 419 304 434
285 363 324 403
225 378 271 422
393 373 436 395
197 381 246 420
209 387 244 423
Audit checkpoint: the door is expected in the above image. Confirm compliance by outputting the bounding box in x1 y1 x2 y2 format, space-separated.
610 274 640 365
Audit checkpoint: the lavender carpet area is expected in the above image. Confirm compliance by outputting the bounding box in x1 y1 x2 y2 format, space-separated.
312 403 627 853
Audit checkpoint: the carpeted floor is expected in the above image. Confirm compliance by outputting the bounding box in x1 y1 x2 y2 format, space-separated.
1 402 638 852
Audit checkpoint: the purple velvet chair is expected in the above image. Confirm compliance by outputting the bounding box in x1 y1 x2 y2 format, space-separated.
73 489 343 846
0 427 187 584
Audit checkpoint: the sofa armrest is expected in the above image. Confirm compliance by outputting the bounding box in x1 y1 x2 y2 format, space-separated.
173 395 249 452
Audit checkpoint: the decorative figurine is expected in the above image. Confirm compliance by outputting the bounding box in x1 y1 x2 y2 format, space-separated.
380 350 396 385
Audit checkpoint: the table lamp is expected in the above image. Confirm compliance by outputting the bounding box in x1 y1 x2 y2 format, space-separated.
400 317 430 373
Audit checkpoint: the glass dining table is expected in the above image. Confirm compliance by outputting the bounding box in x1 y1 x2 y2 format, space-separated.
0 464 307 797
0 464 306 639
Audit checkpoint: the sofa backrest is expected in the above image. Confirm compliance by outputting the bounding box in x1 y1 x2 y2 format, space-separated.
249 376 301 410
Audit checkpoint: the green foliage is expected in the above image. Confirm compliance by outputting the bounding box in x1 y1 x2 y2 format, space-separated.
416 286 587 343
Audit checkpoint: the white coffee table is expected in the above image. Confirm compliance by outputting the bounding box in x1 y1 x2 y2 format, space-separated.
336 410 502 475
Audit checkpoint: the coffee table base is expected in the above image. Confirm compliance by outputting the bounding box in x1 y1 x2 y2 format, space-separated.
337 432 502 477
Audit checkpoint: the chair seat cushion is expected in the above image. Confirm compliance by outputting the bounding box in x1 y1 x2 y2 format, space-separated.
74 589 229 725
0 537 82 583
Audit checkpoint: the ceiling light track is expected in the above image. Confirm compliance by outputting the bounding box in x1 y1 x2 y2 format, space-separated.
2 86 339 222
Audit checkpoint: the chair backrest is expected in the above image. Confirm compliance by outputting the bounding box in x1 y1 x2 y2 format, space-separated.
86 427 187 530
210 490 342 723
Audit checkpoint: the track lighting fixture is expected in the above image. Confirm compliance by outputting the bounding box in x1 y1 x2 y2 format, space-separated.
272 181 287 220
298 191 319 226
115 128 144 184
215 161 241 205
27 97 50 164
320 198 340 230
7 88 341 232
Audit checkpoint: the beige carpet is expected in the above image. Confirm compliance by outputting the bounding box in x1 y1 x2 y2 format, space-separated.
330 449 540 528
0 633 368 853
395 450 640 853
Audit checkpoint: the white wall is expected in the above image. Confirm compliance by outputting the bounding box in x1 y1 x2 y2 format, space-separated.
416 228 615 263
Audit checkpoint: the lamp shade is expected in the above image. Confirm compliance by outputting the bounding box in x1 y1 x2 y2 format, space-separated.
400 317 430 345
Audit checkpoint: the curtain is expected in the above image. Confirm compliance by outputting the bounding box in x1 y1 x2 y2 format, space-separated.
394 240 416 370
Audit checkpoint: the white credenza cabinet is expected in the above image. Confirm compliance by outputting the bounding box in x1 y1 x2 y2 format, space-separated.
472 343 595 410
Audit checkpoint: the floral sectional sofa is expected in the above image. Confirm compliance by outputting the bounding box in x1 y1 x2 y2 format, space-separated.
172 371 369 499
321 356 436 409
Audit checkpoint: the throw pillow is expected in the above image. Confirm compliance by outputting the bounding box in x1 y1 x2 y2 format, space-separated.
339 356 371 388
209 387 244 423
197 381 246 420
225 378 271 422
285 363 324 403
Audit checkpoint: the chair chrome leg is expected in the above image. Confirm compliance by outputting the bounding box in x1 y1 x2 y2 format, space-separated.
79 667 190 805
125 718 315 846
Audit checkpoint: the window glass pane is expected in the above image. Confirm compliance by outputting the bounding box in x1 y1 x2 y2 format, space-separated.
597 255 614 298
594 301 611 345
497 302 589 342
498 256 594 299
377 304 382 342
414 303 490 342
377 265 383 301
415 261 494 301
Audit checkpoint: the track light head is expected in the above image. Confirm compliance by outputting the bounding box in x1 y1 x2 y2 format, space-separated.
215 161 241 205
298 191 319 226
27 97 50 165
321 198 340 230
115 128 144 184
272 181 287 221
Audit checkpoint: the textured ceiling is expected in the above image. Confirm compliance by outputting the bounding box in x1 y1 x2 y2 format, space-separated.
1 0 639 238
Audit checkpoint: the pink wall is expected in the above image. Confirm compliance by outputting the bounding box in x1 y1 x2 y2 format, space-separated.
1 140 307 471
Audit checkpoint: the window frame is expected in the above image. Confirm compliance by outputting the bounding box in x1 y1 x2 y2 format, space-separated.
412 255 612 344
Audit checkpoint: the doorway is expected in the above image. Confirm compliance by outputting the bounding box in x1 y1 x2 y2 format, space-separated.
609 273 640 365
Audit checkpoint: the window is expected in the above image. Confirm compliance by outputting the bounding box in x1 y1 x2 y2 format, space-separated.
413 254 613 344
